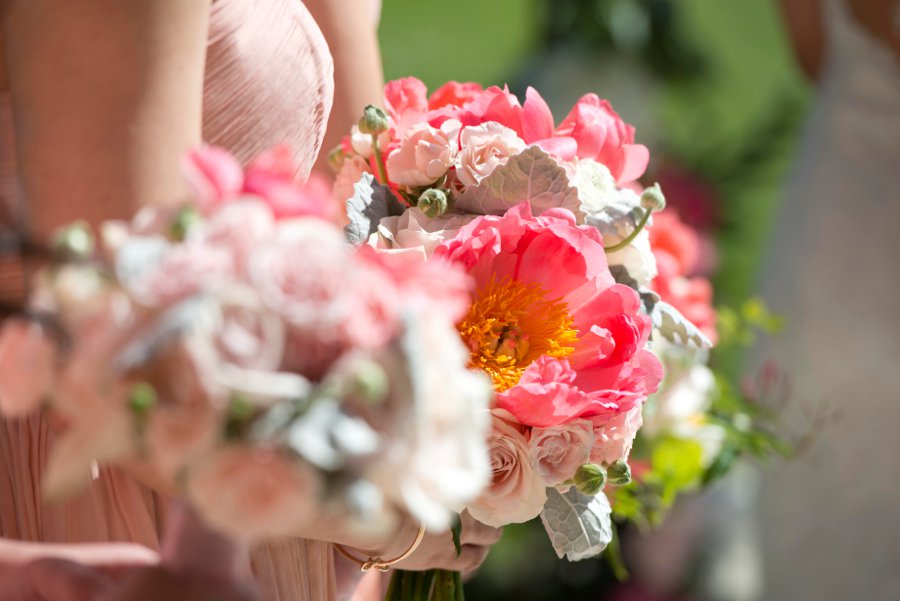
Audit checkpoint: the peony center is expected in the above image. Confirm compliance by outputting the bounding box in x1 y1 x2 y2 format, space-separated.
458 278 578 392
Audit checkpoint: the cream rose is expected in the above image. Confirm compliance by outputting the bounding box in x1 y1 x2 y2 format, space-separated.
386 119 461 187
455 123 527 187
467 412 547 527
529 419 594 486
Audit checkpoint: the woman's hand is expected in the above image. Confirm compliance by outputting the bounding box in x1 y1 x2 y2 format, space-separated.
360 511 502 573
0 540 158 601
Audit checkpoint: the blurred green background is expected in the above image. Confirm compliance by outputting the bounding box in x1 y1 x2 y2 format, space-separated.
379 0 808 598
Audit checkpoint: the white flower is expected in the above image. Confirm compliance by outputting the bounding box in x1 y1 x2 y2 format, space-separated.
350 124 391 159
572 159 619 214
368 208 479 258
606 227 658 289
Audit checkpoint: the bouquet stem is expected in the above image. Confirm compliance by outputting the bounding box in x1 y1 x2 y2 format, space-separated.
386 569 463 601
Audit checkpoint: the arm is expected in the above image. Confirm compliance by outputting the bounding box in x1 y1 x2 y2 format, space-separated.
304 0 385 173
776 0 825 82
2 0 210 244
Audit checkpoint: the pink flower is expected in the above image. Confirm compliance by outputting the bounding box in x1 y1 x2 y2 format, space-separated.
186 447 321 540
428 81 484 110
333 155 373 218
385 119 461 187
456 86 524 136
182 146 244 212
243 146 330 220
0 320 57 416
590 404 643 465
128 241 234 307
529 419 594 486
649 210 702 277
436 203 662 429
521 87 578 161
455 123 527 187
466 412 547 527
384 77 429 134
202 199 276 277
556 94 649 184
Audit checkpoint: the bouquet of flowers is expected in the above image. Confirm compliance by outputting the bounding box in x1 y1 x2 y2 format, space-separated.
0 146 494 544
333 77 713 599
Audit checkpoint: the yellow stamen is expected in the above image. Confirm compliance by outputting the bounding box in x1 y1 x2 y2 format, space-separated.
458 277 579 392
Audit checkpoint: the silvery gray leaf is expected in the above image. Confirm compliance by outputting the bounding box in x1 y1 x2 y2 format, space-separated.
584 204 644 247
115 295 216 372
455 146 583 218
652 300 713 350
344 172 406 245
286 399 380 471
608 264 639 290
114 235 169 290
540 487 613 561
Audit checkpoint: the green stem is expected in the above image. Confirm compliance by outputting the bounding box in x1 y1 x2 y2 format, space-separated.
606 525 630 582
603 207 652 254
452 570 464 601
386 570 402 601
372 134 389 186
415 570 436 600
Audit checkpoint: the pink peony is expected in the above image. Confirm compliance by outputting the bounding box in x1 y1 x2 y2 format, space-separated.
455 86 524 137
649 210 702 278
555 94 649 184
455 123 527 187
243 146 330 220
466 412 547 527
428 81 484 110
436 202 662 429
182 146 244 212
529 418 594 486
385 119 461 187
384 77 429 135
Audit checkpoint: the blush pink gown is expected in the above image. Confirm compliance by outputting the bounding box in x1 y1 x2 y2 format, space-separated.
0 1 339 599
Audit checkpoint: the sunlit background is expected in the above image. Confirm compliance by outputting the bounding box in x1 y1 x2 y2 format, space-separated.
379 1 808 599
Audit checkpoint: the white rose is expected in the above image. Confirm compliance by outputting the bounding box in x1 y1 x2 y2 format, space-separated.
456 123 527 187
368 208 479 257
572 159 618 213
590 405 644 466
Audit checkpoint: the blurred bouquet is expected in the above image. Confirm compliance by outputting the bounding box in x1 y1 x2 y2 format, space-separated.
0 146 494 543
333 78 715 599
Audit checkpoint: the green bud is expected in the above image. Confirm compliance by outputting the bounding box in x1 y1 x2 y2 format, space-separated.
640 183 666 212
573 463 607 495
170 205 203 242
607 460 632 486
327 145 346 173
52 222 95 262
128 382 157 416
416 188 450 219
344 358 389 406
357 105 389 135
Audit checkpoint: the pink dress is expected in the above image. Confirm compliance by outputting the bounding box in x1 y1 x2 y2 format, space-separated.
0 1 337 599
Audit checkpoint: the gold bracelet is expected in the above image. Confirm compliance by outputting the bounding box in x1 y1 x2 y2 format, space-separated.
333 523 427 572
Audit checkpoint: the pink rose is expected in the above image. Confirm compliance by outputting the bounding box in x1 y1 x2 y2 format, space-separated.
202 199 275 277
212 286 285 371
0 320 57 416
529 419 594 486
466 413 547 528
187 447 321 540
127 240 234 307
369 207 478 258
590 405 643 465
556 94 649 184
385 119 461 187
455 123 527 187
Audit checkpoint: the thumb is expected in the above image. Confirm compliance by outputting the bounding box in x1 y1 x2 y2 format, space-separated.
26 557 115 601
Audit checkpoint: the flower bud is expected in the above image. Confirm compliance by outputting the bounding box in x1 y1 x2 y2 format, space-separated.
170 205 202 242
357 105 389 135
344 358 389 406
128 382 157 416
573 463 607 495
416 188 450 219
327 145 346 173
640 183 666 212
607 460 632 486
52 222 94 262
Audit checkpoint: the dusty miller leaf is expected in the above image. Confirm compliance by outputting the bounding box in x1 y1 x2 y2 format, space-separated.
652 300 713 350
540 487 613 561
344 173 405 245
584 204 644 247
455 146 583 218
